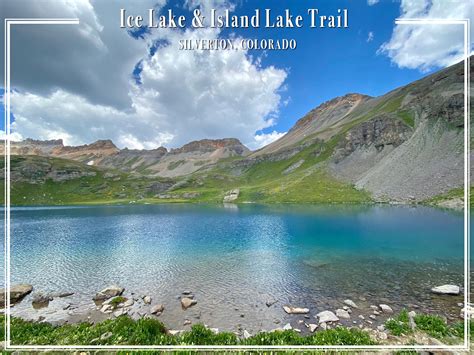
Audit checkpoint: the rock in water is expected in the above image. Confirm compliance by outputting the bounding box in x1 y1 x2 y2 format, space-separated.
32 293 53 309
243 330 251 339
379 304 394 313
93 285 124 301
181 297 197 310
0 284 33 307
150 304 165 314
431 285 460 295
283 305 310 314
308 324 318 333
143 296 152 304
316 310 339 323
335 309 350 319
344 299 358 308
282 323 292 330
223 189 240 202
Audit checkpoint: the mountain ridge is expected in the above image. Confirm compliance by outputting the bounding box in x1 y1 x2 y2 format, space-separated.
2 57 471 206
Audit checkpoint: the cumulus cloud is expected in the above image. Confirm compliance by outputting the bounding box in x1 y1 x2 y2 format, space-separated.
367 31 374 42
252 130 286 150
3 0 288 150
1 0 165 109
367 0 379 6
378 0 473 72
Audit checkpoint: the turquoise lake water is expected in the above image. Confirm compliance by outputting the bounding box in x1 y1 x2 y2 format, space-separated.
5 203 466 331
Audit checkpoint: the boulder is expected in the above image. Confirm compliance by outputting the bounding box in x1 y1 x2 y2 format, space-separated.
223 189 240 202
316 310 339 323
431 285 460 295
0 284 33 307
283 305 309 314
31 293 53 308
335 309 350 319
93 285 124 301
343 299 358 308
181 297 197 310
379 304 394 313
150 304 165 314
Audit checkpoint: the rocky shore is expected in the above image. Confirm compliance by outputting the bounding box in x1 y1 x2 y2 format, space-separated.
1 282 470 343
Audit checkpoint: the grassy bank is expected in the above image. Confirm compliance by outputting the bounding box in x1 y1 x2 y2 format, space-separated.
1 312 469 347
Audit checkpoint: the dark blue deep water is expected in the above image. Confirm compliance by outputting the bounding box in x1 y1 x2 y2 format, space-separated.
5 204 466 331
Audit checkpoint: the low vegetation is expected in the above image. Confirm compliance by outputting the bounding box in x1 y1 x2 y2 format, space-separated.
2 316 373 346
0 311 469 347
384 309 471 343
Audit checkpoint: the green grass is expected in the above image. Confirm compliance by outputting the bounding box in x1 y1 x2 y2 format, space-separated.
385 310 469 342
1 311 468 346
385 310 413 336
1 316 375 346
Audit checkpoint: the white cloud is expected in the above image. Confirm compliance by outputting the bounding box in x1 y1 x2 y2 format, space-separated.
367 31 374 42
5 0 288 150
251 130 286 150
378 0 473 72
367 0 379 6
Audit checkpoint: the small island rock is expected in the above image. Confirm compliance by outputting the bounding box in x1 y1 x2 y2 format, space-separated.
283 305 309 314
431 285 460 295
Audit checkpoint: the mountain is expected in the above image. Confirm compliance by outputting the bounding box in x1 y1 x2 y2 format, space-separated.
3 138 250 178
1 57 471 207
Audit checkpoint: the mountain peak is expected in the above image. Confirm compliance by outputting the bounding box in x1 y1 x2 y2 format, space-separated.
171 138 249 155
293 93 372 130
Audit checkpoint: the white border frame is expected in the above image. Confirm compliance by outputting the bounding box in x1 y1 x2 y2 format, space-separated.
2 17 471 352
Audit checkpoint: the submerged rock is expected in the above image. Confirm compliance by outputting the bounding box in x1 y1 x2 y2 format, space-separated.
151 304 165 314
343 299 358 308
93 285 124 301
181 297 197 310
0 284 33 307
32 293 53 309
316 310 339 323
283 305 309 314
431 285 460 295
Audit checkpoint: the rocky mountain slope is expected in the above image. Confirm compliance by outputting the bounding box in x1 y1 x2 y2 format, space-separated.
2 57 470 206
2 138 250 178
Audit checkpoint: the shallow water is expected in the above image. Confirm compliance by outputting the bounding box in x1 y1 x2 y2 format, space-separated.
4 203 466 332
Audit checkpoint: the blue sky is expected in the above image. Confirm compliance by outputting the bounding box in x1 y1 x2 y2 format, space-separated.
1 0 470 149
